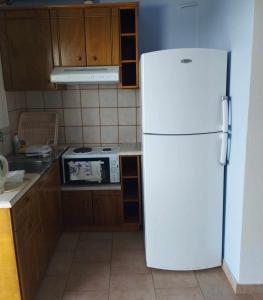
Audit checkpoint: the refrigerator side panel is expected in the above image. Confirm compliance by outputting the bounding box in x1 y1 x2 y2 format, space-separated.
143 133 224 270
141 48 227 135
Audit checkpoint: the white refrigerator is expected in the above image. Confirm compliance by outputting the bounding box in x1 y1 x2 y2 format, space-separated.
141 48 228 270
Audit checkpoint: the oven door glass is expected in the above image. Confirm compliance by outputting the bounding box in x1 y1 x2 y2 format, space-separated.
64 157 110 184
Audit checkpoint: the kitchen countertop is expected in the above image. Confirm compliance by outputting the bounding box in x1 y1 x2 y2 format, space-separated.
0 173 40 208
0 146 67 209
118 143 142 156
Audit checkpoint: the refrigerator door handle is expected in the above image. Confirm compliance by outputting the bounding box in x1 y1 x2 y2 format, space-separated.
222 96 229 133
220 133 228 165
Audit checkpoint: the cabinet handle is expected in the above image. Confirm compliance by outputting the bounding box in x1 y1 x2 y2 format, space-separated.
93 56 97 61
78 56 82 61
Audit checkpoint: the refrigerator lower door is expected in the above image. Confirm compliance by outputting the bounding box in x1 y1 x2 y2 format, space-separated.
143 133 224 270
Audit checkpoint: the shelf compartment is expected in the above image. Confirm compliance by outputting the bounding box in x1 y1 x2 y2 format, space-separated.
123 202 139 223
122 178 138 201
120 9 136 34
121 156 138 177
121 36 136 61
121 62 137 86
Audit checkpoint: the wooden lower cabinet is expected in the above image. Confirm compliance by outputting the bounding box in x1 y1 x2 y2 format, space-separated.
62 191 93 228
93 191 122 226
62 190 122 230
0 162 62 300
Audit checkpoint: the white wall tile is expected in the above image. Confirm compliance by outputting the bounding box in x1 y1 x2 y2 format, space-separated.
118 108 136 125
119 126 136 144
136 107 141 125
26 91 44 109
118 89 136 107
44 91 63 108
136 89 141 107
64 108 82 126
81 90 99 108
80 84 99 90
137 126 142 143
99 84 118 89
6 92 16 111
8 111 18 132
101 126 118 144
65 126 83 144
82 108 100 126
99 89 117 107
100 108 118 125
83 126 101 144
63 90 81 108
58 127 65 144
46 108 64 126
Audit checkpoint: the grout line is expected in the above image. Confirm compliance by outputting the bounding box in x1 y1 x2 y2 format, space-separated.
61 232 81 298
194 271 207 300
108 231 114 300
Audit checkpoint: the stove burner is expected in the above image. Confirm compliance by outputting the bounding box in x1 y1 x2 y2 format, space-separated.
102 147 112 152
73 147 92 154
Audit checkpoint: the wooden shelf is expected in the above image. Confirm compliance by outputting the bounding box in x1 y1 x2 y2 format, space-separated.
121 33 136 36
121 156 141 228
122 175 138 179
123 198 139 203
121 60 136 63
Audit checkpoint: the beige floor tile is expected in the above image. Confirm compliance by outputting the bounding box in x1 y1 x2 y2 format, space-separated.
63 290 108 300
47 251 74 276
111 248 150 274
152 269 198 289
110 273 154 290
56 232 80 252
37 275 68 300
113 231 144 250
74 248 111 263
79 232 113 241
66 262 110 292
155 287 204 300
70 262 110 274
109 289 156 300
77 239 112 250
253 294 263 300
196 268 253 300
113 231 144 241
74 239 112 262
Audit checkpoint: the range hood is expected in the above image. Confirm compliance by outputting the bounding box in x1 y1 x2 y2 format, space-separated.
50 66 119 84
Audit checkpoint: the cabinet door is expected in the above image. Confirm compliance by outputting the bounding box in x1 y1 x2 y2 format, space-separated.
62 191 93 228
85 8 112 66
93 190 122 226
3 10 54 90
51 8 86 67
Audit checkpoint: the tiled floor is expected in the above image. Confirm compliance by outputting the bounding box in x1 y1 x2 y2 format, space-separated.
36 232 260 300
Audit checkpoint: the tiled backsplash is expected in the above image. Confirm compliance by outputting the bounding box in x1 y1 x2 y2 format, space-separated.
0 91 26 155
1 85 142 152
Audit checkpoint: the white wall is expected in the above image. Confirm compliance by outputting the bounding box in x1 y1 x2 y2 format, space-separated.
239 0 263 284
198 0 255 282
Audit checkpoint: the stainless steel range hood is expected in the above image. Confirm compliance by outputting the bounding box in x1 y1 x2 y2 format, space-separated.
50 66 119 84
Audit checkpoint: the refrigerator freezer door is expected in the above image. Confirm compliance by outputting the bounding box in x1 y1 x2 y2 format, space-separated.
141 48 227 134
143 133 224 270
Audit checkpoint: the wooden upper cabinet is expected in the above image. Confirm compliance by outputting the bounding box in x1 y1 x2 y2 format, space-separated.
50 8 86 67
0 10 54 90
85 8 112 66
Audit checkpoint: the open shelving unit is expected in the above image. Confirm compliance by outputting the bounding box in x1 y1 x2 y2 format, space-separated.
120 156 142 225
119 6 138 88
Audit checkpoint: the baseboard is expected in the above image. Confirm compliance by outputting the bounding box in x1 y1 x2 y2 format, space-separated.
222 260 263 294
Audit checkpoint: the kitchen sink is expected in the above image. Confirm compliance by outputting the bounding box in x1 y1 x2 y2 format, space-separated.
8 159 50 174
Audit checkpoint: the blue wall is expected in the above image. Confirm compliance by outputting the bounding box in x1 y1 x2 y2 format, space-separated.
198 0 255 281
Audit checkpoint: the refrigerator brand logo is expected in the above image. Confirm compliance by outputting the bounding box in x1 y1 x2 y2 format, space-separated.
181 59 192 63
